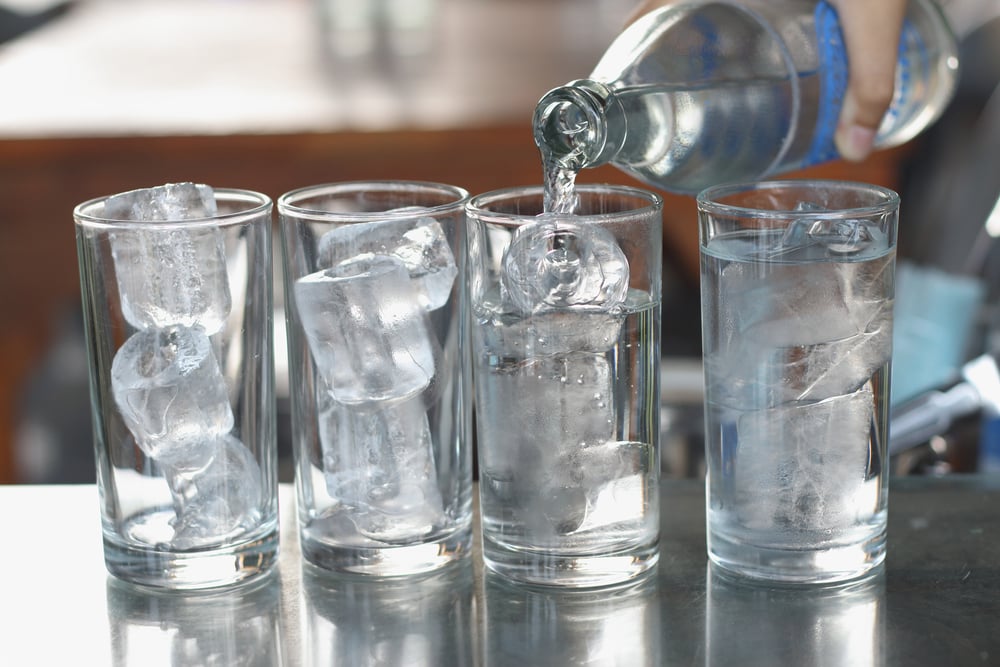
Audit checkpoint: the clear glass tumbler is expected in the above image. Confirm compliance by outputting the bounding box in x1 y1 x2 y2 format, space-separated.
279 181 473 576
75 187 279 590
467 184 662 588
698 179 899 584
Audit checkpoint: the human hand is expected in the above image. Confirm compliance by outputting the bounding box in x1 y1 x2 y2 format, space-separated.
626 0 909 162
828 0 907 161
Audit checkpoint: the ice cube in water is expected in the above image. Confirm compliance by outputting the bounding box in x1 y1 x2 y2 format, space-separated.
111 325 234 468
710 253 893 405
107 183 231 333
763 202 884 259
501 214 629 314
295 255 437 405
317 211 458 311
477 305 626 356
479 351 616 537
733 388 878 534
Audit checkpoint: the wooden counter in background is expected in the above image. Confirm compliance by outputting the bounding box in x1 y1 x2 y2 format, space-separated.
0 0 906 482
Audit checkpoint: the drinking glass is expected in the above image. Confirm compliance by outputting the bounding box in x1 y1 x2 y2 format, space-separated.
279 181 473 576
698 179 899 583
75 186 279 590
467 184 662 587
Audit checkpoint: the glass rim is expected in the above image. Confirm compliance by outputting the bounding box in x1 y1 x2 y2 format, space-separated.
277 180 470 221
696 179 900 219
73 187 273 230
467 184 663 223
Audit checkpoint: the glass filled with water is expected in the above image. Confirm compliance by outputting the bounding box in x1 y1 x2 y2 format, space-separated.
279 181 473 576
467 184 662 588
698 179 899 584
75 185 279 590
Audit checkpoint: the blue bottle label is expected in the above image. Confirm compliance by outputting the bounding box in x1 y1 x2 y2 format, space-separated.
808 1 847 165
807 1 920 166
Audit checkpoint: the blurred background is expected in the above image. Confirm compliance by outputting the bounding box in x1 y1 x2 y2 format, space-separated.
1 0 998 484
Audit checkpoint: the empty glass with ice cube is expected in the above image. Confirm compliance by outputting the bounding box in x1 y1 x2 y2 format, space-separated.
698 179 899 584
278 181 473 576
75 185 279 590
467 184 662 588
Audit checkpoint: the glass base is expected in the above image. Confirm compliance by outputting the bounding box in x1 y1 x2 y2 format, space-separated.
103 526 280 590
708 529 887 585
301 527 472 577
483 537 659 589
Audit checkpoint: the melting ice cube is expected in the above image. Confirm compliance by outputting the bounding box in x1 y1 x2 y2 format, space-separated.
107 183 231 334
477 304 625 356
733 388 879 534
317 211 458 311
711 253 894 407
478 351 618 538
295 255 437 405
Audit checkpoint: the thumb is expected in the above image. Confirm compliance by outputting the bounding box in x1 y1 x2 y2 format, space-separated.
830 0 907 161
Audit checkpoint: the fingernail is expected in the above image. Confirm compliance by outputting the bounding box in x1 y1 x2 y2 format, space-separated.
835 123 877 162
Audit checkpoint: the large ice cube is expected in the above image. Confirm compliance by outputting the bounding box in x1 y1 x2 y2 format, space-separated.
317 212 458 311
733 388 879 534
107 183 231 334
111 326 234 468
501 215 629 314
478 351 617 537
476 304 625 356
104 182 217 221
165 433 263 549
762 211 887 260
318 389 445 544
295 255 437 405
547 439 651 535
712 254 893 407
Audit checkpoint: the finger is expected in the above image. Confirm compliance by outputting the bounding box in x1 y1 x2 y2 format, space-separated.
831 0 908 161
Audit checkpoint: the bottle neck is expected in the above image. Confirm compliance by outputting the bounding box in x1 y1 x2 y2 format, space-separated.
532 79 626 171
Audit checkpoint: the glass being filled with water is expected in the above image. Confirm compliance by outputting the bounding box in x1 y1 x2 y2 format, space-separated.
467 184 662 588
279 181 473 576
698 179 899 584
75 184 279 590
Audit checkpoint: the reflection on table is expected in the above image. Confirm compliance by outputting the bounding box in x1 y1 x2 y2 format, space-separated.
3 477 1000 665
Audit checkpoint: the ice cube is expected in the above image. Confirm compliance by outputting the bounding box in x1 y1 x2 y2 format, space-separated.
317 390 445 544
501 214 629 314
295 255 437 405
104 182 217 221
477 305 625 356
107 183 231 333
317 212 457 311
478 351 617 537
547 440 651 535
712 254 894 406
733 388 878 534
763 209 886 259
165 433 263 549
111 326 234 468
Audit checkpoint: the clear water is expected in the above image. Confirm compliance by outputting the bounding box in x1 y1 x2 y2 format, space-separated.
474 290 660 557
701 229 894 579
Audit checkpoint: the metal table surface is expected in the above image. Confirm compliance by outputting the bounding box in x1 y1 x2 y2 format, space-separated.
3 477 999 666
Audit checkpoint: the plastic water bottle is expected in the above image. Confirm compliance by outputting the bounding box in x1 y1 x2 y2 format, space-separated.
533 0 960 195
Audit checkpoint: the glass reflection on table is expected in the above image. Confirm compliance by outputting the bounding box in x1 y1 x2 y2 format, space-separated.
484 572 661 667
302 560 477 667
106 571 284 667
706 565 886 666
